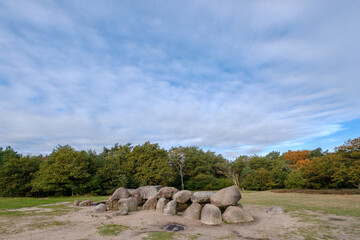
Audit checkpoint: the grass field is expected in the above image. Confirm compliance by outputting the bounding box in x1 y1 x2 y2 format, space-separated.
241 191 360 217
0 192 359 239
0 195 108 211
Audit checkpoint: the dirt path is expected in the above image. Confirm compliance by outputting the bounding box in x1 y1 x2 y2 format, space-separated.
0 203 358 240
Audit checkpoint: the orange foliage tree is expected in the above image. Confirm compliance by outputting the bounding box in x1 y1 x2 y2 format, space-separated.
283 150 310 167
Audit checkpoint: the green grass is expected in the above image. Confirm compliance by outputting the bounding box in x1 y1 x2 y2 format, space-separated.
240 191 360 217
97 224 131 236
0 196 107 210
142 232 175 240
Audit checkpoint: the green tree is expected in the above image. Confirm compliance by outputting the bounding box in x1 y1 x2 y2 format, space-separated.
0 155 41 196
125 142 175 186
285 170 305 189
32 145 93 196
92 143 131 194
0 146 20 166
169 146 186 190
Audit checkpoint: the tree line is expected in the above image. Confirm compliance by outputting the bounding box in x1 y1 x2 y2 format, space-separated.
0 137 359 197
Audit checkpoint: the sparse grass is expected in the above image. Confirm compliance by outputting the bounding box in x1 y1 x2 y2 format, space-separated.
0 196 107 210
241 191 360 217
97 224 131 236
142 231 175 240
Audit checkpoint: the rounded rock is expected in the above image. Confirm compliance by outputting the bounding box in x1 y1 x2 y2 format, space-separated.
118 197 137 212
163 200 177 216
183 202 202 220
155 187 179 199
222 206 254 223
156 198 169 212
200 204 222 225
93 203 107 213
142 197 157 210
210 186 241 207
191 191 214 203
173 190 192 203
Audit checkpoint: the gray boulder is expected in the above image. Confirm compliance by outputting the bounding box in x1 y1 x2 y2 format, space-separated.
210 186 241 207
267 206 284 213
200 204 222 225
79 200 93 206
112 208 128 217
222 206 254 223
156 198 169 212
131 185 162 200
183 202 202 220
109 187 131 200
93 200 107 206
191 191 214 203
74 200 81 206
163 200 177 216
107 198 119 210
142 197 157 210
155 187 179 199
118 197 137 212
173 190 192 203
93 203 107 213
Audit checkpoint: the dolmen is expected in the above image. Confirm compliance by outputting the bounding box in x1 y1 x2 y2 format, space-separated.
76 185 253 225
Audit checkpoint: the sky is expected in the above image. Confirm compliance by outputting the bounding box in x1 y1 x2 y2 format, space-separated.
0 0 360 159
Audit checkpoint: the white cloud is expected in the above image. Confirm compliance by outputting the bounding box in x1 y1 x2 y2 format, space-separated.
0 0 359 158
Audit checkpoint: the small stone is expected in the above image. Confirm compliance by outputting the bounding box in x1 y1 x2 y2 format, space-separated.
93 203 107 213
112 208 128 217
74 200 81 206
267 206 284 213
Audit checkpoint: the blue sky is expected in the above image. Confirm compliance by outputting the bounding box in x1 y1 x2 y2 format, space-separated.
1 0 360 159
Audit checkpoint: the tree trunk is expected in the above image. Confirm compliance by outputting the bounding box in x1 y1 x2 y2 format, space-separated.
180 172 184 190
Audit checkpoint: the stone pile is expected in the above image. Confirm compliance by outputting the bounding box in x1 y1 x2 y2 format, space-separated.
76 185 253 225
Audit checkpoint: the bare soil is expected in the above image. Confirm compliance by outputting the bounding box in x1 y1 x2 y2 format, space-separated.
0 203 358 240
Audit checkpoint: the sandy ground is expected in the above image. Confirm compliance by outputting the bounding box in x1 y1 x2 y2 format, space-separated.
0 203 359 240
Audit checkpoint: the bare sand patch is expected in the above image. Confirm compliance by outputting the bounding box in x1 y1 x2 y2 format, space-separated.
0 203 358 240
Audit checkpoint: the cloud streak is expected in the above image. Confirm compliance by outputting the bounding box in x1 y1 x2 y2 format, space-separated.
0 0 360 158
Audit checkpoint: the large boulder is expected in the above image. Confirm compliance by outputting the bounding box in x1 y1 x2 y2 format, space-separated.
156 198 169 212
142 197 157 210
118 197 137 212
109 187 131 200
163 200 177 216
155 187 179 199
191 191 214 203
222 206 254 223
131 185 162 200
173 190 192 203
107 199 119 210
74 200 81 206
200 204 222 225
79 200 93 206
183 202 202 220
210 186 241 207
93 203 107 213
